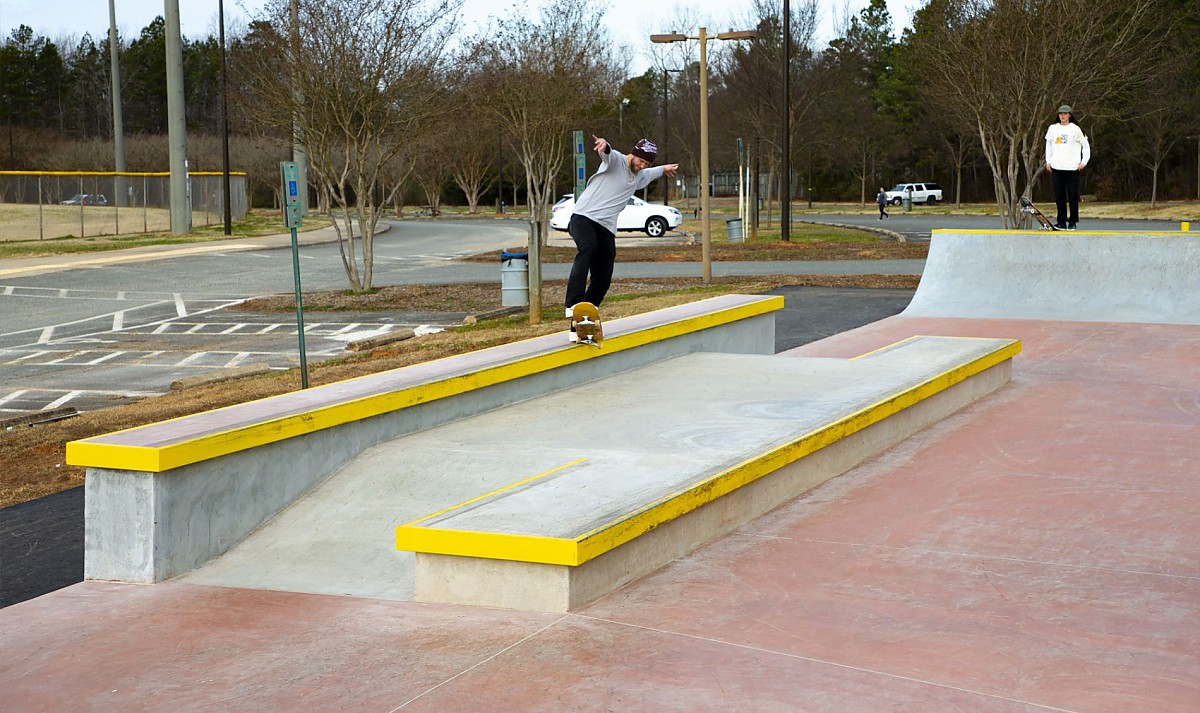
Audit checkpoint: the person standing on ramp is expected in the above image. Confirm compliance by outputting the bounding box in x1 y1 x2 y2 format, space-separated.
566 136 678 321
1044 104 1090 230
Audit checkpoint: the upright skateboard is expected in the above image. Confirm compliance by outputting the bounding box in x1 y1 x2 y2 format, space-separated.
1019 196 1059 231
571 302 603 348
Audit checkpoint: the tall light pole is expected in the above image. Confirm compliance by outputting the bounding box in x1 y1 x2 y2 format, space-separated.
652 28 757 283
619 97 630 138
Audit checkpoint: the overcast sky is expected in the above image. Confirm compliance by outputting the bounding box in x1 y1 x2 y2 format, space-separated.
2 0 914 74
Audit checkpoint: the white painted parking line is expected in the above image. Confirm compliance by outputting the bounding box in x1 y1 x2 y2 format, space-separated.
44 351 89 364
5 351 49 363
84 351 126 365
44 390 84 409
175 352 207 365
37 326 55 344
0 390 29 406
219 324 247 334
112 311 125 331
257 324 282 334
331 323 362 335
224 352 252 367
174 294 188 317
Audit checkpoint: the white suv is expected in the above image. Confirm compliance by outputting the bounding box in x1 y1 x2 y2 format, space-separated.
550 194 683 237
884 182 943 206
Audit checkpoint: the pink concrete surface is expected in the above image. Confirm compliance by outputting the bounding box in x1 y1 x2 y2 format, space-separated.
3 315 1198 712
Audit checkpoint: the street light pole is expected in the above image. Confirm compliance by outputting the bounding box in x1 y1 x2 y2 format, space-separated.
652 28 757 284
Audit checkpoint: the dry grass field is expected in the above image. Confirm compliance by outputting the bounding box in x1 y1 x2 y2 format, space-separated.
0 203 174 241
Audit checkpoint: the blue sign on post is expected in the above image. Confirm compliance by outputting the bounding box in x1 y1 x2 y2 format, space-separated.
281 161 303 228
573 130 587 198
279 161 309 387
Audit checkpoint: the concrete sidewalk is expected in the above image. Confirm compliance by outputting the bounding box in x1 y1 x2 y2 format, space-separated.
0 223 349 278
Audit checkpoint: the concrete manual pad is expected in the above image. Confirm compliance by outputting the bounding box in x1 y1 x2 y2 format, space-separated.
182 336 1015 600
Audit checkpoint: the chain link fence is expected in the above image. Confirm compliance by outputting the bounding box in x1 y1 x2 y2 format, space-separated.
0 171 248 241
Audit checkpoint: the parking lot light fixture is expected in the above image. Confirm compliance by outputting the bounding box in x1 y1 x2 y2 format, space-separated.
651 27 757 283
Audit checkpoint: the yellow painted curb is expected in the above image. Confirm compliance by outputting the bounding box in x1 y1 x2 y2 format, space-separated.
67 295 784 472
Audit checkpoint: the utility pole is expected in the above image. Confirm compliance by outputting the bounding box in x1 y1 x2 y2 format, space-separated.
219 0 232 234
781 0 791 242
164 0 190 234
108 0 127 208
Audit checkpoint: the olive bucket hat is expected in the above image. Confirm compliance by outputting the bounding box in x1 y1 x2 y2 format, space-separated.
1057 104 1073 114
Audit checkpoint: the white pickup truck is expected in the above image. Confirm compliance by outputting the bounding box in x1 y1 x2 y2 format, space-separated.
884 182 943 206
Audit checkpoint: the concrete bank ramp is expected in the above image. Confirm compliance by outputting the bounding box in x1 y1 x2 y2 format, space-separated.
905 230 1200 324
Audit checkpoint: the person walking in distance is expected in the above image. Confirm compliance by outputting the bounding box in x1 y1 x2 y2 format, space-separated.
876 186 889 219
566 136 678 317
1044 104 1090 230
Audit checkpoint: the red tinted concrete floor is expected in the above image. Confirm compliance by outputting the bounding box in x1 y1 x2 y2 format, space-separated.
3 316 1198 712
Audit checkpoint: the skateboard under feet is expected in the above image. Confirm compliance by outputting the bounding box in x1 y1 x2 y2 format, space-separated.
570 302 603 348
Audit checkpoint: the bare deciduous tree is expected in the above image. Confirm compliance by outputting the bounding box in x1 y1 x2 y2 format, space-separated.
446 72 497 214
1119 57 1194 207
908 0 1173 226
241 0 461 290
474 0 623 242
717 0 826 212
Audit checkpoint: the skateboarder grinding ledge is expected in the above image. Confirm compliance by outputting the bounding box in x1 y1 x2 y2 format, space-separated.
566 136 678 343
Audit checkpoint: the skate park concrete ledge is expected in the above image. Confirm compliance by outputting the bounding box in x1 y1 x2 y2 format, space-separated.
67 294 784 583
396 335 1019 611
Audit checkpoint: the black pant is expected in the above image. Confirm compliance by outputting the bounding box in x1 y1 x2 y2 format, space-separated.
1051 169 1080 225
878 203 888 218
566 213 617 308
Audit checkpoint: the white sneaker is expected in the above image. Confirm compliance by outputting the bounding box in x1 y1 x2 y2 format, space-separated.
565 306 574 319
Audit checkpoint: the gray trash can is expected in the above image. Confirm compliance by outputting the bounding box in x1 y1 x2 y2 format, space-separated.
500 250 529 306
725 217 744 243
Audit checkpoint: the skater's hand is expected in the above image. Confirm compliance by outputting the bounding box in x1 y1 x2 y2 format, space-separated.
662 163 679 177
592 135 608 155
1045 163 1052 172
